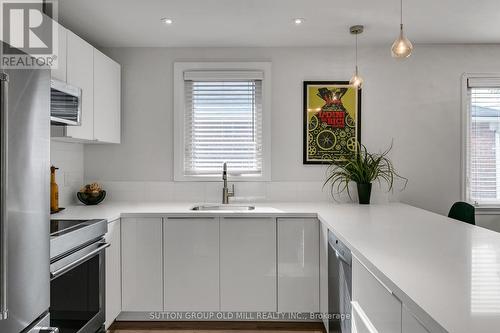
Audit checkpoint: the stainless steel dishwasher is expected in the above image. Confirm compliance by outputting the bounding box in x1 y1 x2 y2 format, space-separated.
328 230 352 333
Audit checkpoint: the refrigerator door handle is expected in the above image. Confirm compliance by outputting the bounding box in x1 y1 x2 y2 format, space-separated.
0 72 8 321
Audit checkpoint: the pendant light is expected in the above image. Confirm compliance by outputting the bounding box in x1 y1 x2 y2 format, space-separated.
391 0 413 58
349 25 364 89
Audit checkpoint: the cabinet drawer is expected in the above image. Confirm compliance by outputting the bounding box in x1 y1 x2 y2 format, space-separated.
352 256 401 333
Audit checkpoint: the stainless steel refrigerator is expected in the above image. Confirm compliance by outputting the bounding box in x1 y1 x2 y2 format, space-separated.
0 42 54 333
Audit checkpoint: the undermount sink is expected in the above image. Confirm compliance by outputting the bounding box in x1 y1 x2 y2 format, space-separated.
191 204 255 211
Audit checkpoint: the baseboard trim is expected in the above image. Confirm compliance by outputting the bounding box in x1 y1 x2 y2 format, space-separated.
109 320 326 332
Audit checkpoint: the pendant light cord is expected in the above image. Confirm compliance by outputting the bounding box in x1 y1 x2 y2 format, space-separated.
400 0 403 27
355 33 358 72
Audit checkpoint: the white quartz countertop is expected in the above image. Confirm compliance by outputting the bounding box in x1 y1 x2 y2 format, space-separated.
54 201 500 333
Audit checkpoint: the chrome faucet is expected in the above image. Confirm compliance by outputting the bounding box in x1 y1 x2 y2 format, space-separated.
222 162 235 204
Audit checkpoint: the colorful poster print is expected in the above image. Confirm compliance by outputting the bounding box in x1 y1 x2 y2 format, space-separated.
303 81 361 164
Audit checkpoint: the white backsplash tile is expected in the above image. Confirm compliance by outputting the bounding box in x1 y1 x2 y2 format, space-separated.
50 141 84 207
233 182 267 202
79 179 394 204
266 182 298 202
172 182 205 202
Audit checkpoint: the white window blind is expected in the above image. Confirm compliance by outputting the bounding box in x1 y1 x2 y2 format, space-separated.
466 78 500 205
183 72 263 177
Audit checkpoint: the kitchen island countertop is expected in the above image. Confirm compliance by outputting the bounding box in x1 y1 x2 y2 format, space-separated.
54 201 500 333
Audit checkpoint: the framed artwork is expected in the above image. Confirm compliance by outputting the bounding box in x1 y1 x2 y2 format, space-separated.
303 81 361 164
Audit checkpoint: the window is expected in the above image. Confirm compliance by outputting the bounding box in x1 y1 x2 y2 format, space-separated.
174 63 271 181
463 75 500 206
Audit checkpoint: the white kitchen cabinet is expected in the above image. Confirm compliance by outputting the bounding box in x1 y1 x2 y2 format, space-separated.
121 218 163 311
402 305 429 333
351 301 377 333
220 217 276 311
277 218 319 313
319 223 329 331
93 49 121 143
65 30 94 141
51 21 67 82
105 219 121 329
352 256 402 333
164 217 219 311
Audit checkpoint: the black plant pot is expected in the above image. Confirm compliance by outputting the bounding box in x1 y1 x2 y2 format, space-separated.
356 183 372 204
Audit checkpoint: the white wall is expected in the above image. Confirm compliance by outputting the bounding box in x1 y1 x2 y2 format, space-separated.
51 141 84 207
83 45 500 225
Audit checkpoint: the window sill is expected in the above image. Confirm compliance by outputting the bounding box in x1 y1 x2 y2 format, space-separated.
474 206 500 215
174 175 270 182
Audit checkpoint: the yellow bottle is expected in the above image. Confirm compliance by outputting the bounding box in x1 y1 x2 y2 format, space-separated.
50 166 59 213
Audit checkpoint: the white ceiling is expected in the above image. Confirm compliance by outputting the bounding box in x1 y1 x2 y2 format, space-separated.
58 0 500 48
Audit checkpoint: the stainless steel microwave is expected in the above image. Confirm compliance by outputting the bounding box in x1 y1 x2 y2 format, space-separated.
50 79 82 126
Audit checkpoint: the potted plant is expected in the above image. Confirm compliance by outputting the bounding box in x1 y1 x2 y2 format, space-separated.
324 142 407 204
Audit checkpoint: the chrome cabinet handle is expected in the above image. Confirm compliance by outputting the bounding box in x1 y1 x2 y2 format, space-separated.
50 243 110 279
0 72 9 320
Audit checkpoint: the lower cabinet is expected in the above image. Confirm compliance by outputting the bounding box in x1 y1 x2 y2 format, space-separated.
277 218 319 313
164 217 219 311
121 217 163 311
118 216 321 315
220 217 277 311
352 256 402 333
105 219 121 329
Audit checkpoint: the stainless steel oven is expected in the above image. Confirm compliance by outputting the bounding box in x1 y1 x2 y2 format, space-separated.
50 238 109 333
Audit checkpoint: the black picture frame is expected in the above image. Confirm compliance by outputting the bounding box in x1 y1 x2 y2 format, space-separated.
303 81 362 165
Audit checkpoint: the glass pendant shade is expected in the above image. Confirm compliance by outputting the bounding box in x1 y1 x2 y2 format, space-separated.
391 24 413 58
349 66 363 89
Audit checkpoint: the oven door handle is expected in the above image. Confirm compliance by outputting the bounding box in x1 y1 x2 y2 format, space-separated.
50 242 110 279
38 327 60 333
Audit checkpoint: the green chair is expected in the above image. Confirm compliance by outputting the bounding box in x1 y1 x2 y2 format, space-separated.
448 202 475 225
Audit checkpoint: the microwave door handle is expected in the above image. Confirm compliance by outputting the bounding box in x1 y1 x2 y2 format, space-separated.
50 243 110 279
0 72 8 320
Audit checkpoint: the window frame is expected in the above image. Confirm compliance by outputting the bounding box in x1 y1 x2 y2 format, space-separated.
173 62 272 182
461 73 500 209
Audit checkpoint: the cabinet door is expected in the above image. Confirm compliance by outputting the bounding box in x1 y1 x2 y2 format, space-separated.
93 49 121 143
121 218 163 311
319 223 329 331
402 305 429 333
105 219 121 329
51 21 66 82
277 218 319 312
66 30 94 140
164 217 219 311
352 256 402 333
352 301 378 333
220 218 276 311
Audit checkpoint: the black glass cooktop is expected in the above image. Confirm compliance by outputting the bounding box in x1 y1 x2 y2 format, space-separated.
50 219 89 236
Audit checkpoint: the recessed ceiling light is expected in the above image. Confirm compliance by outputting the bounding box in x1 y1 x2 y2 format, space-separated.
293 18 305 25
161 18 173 25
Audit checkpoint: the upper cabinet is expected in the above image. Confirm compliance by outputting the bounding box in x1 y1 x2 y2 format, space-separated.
51 22 121 144
51 22 66 82
65 30 94 141
93 49 121 143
